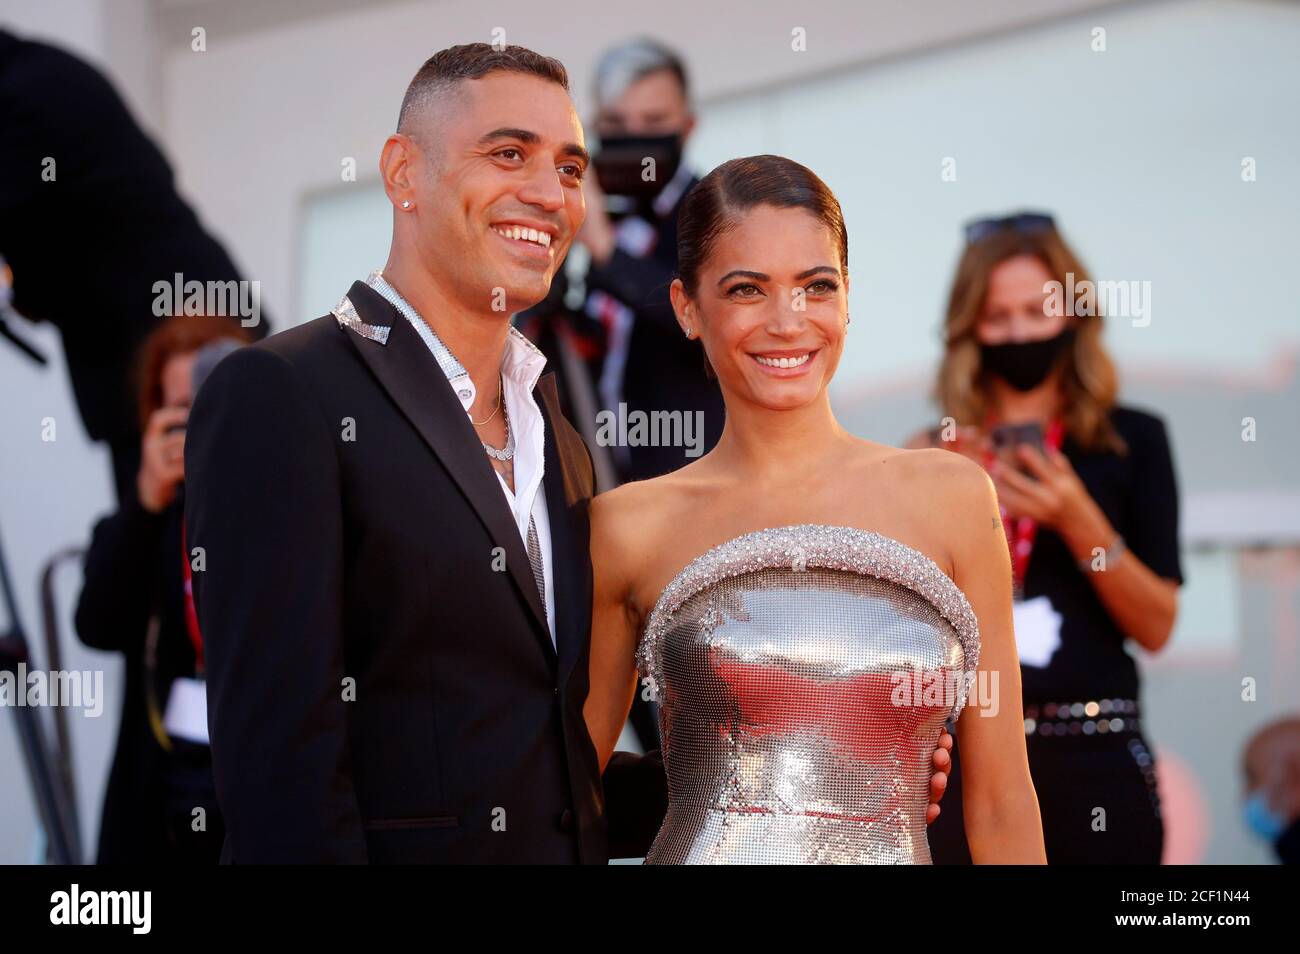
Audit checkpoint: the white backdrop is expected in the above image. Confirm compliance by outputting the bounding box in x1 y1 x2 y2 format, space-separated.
1 0 1297 863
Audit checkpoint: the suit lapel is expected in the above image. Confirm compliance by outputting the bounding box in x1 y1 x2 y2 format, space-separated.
336 281 552 656
536 373 591 683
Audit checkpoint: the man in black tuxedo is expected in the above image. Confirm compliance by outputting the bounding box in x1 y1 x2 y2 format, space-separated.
185 42 952 865
185 44 604 863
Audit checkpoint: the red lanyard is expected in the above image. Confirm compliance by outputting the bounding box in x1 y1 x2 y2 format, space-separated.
180 525 205 675
983 417 1065 598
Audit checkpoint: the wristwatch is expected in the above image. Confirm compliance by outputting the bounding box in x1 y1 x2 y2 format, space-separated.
1078 534 1125 572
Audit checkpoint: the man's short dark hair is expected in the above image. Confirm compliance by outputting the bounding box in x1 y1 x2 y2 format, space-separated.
397 43 570 136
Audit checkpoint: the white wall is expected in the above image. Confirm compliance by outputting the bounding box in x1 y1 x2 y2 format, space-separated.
684 0 1300 392
2 0 1297 863
0 319 120 864
0 0 159 866
154 0 1126 329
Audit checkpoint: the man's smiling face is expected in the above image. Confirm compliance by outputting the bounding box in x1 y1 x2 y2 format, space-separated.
407 71 588 315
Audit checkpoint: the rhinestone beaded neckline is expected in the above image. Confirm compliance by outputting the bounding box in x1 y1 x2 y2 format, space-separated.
637 523 982 722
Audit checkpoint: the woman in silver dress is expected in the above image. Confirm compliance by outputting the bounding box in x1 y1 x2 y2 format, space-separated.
585 155 1045 864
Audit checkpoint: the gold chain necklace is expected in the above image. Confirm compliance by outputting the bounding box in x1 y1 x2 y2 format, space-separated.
471 373 503 426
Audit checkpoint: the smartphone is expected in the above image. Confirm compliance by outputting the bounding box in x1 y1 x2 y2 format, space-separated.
989 421 1045 475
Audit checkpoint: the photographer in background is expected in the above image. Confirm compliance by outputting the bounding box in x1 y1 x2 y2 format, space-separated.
521 37 724 485
0 29 267 505
912 213 1184 865
75 317 249 864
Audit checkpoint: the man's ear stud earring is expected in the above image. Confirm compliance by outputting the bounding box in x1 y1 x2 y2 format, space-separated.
401 200 412 209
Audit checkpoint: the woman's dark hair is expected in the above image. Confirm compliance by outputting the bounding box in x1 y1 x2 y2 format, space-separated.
137 316 252 430
676 154 849 297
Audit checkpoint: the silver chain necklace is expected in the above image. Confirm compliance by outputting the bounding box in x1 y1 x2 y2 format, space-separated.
480 383 515 461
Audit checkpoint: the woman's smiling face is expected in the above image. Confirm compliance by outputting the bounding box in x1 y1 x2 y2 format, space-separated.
672 203 848 411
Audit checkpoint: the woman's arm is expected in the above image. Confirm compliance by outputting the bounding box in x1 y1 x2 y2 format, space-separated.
74 498 166 653
993 443 1178 652
584 490 643 773
944 457 1047 864
76 404 190 653
1052 485 1177 652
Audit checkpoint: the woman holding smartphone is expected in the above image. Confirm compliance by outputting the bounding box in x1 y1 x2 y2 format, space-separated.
912 213 1184 864
76 316 249 863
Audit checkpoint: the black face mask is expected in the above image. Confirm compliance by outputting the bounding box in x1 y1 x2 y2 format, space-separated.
979 326 1076 392
592 133 683 200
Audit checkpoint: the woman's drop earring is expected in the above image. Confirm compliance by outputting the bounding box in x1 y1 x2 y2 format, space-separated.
684 326 692 338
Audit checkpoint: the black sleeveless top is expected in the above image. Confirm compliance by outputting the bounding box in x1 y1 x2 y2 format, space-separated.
1019 405 1183 703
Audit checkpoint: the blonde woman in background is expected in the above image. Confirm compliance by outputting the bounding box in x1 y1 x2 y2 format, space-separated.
914 212 1183 865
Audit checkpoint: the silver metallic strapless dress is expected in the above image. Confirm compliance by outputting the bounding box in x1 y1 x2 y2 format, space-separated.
636 524 981 864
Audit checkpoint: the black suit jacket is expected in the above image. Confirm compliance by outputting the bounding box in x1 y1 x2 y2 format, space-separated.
184 281 606 863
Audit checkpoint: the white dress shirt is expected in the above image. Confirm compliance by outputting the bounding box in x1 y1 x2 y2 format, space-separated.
367 271 556 646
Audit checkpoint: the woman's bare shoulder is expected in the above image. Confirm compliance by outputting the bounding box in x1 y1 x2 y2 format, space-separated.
847 440 998 574
902 448 997 528
590 471 708 614
593 454 720 517
862 441 991 493
590 469 696 560
593 473 672 528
